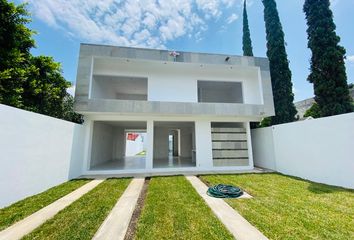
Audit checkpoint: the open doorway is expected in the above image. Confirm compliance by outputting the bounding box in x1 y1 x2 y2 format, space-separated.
89 121 147 170
153 122 196 168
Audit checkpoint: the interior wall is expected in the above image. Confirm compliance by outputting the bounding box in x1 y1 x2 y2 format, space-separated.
153 127 169 159
90 122 114 167
180 127 194 158
113 127 125 159
153 124 195 159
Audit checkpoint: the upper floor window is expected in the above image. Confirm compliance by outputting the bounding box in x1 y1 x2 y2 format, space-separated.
91 75 147 101
197 81 243 103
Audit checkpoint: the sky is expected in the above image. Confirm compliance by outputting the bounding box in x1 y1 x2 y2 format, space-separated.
14 0 354 101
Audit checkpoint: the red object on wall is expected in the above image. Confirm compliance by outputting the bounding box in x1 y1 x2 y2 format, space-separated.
127 133 139 141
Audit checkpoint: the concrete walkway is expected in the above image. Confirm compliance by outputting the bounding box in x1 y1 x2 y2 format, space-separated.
0 179 104 240
92 178 145 240
186 176 268 240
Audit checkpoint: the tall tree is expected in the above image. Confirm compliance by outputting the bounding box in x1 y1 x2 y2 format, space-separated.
242 0 253 56
0 0 34 107
303 0 352 117
262 0 297 125
0 0 82 123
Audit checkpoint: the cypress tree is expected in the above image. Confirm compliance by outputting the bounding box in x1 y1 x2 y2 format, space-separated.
242 0 253 56
303 0 352 117
262 0 297 125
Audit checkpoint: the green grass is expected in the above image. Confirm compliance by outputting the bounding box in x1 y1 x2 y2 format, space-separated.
201 173 354 240
135 176 233 240
22 178 131 240
0 179 90 231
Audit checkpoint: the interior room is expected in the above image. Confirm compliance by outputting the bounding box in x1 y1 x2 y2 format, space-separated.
89 121 147 170
153 121 196 168
91 75 148 100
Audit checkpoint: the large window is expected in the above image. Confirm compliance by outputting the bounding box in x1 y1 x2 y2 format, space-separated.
198 81 243 103
91 75 148 100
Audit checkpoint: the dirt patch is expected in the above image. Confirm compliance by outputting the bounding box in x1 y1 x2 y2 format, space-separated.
124 177 150 240
197 175 211 186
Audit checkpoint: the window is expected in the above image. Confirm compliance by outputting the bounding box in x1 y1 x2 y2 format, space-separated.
198 81 243 103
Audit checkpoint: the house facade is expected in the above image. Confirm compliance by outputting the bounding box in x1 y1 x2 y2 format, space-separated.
74 43 275 175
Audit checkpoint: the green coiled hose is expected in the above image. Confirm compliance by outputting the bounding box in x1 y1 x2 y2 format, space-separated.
207 184 244 198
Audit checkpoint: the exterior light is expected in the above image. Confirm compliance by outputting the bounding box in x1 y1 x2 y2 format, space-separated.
225 56 230 62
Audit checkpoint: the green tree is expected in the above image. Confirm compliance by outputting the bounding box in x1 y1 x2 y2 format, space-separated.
62 93 84 124
304 0 352 117
0 0 82 123
23 56 70 118
262 0 297 125
0 0 34 107
304 103 321 118
242 0 253 56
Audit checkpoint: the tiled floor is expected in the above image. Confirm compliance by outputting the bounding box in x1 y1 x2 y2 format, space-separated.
90 156 196 171
91 157 146 170
153 156 195 168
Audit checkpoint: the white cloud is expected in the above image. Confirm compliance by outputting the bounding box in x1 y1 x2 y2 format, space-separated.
346 55 354 64
23 0 242 48
226 13 239 24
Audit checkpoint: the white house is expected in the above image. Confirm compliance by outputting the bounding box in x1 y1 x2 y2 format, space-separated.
74 44 275 175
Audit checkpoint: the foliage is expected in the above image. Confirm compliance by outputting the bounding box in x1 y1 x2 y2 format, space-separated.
262 0 297 126
0 0 82 123
242 0 253 57
202 173 354 240
62 94 84 124
304 102 321 118
0 0 34 107
0 179 89 231
304 0 352 117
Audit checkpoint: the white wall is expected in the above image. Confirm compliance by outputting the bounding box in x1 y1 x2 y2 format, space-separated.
252 113 354 189
0 104 85 208
93 58 263 104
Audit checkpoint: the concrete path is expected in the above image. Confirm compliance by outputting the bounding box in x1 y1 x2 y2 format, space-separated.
0 179 104 240
92 178 145 240
186 176 268 240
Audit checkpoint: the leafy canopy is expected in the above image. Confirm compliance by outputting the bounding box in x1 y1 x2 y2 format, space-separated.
262 0 297 126
0 0 82 123
304 0 352 117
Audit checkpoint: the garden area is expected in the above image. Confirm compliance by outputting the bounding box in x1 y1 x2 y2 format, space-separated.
1 174 353 239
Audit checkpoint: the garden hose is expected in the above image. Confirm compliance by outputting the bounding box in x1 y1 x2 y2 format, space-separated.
207 184 244 198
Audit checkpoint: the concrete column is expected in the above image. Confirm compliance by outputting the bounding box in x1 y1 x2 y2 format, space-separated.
195 120 213 169
82 119 94 172
245 122 254 169
145 120 154 170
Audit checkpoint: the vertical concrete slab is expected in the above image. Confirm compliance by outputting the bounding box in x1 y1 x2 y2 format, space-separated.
245 122 255 168
195 121 213 168
145 120 154 170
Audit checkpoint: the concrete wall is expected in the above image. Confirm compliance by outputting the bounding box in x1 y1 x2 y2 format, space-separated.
0 104 85 208
252 113 354 189
90 122 114 167
153 126 194 159
93 58 262 105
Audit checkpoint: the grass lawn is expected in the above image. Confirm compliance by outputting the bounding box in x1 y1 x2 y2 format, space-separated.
22 178 131 240
0 179 90 231
135 176 233 240
201 173 354 240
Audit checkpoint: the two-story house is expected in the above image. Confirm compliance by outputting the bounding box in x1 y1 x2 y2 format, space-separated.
74 43 275 175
